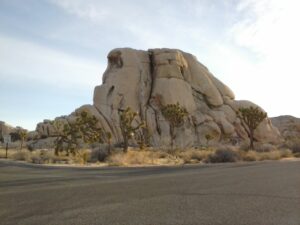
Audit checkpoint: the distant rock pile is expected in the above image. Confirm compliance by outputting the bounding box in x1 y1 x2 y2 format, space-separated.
271 116 300 140
0 121 28 145
34 48 281 148
0 121 16 139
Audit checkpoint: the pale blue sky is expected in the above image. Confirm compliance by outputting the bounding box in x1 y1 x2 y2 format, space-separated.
1 0 300 130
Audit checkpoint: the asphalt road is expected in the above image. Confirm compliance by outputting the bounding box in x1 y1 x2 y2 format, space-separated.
0 160 299 225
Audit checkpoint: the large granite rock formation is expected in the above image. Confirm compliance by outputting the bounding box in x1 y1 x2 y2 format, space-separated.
271 116 300 140
35 48 281 148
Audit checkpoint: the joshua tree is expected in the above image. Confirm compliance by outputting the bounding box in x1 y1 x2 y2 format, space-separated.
105 131 112 155
135 126 150 150
161 102 188 149
18 129 28 150
119 107 144 153
239 106 267 150
52 111 112 157
52 120 80 156
75 111 105 144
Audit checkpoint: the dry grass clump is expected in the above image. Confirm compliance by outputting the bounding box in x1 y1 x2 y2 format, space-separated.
1 148 97 165
25 149 93 165
72 149 92 164
254 143 277 152
177 148 215 164
0 148 18 159
257 151 282 161
1 144 297 166
21 149 69 164
107 149 182 166
240 151 258 161
11 150 32 161
278 149 293 158
241 149 293 161
1 148 73 164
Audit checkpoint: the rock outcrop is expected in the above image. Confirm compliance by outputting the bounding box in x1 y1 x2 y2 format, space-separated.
0 121 29 146
0 121 16 139
35 48 281 148
271 116 300 140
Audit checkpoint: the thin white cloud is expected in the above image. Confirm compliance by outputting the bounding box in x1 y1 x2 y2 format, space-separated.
48 0 218 49
50 0 110 23
224 0 300 116
0 35 105 91
232 0 300 57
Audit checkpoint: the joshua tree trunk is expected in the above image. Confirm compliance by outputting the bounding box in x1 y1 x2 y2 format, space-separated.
20 139 24 150
123 136 129 153
170 125 175 149
107 139 112 155
249 129 254 150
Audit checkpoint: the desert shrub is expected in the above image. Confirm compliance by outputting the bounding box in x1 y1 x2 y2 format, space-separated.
255 143 276 152
207 146 240 163
178 149 214 164
24 150 59 164
27 144 34 151
294 152 300 158
239 141 250 151
50 155 69 164
157 151 169 159
30 155 43 164
0 149 5 158
107 149 182 166
166 148 180 156
11 150 31 161
121 151 149 165
258 151 281 161
0 148 17 158
241 149 292 161
73 149 91 164
90 148 109 162
82 151 90 164
241 151 258 161
279 149 293 158
290 142 300 154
